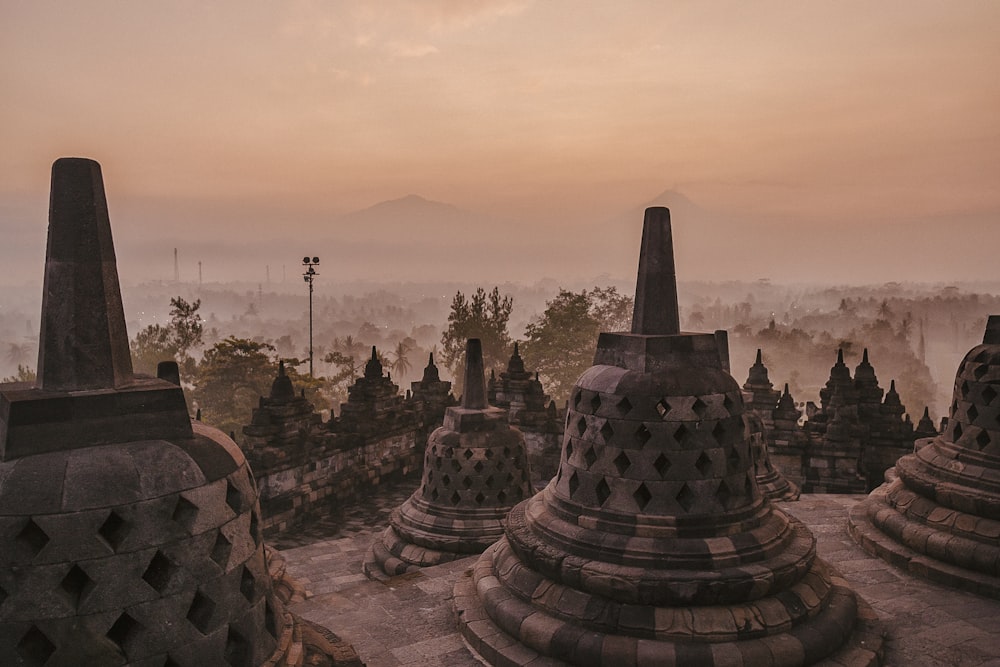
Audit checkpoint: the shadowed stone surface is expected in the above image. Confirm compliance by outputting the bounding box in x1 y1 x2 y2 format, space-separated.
364 339 532 580
276 481 1000 666
850 315 1000 598
0 158 353 667
455 208 881 666
743 349 800 501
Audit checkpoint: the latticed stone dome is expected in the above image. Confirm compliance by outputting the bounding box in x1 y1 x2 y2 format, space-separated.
0 158 300 667
364 338 532 579
851 315 1000 597
455 207 881 666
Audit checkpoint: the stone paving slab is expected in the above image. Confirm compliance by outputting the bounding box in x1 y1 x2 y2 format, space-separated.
278 487 1000 666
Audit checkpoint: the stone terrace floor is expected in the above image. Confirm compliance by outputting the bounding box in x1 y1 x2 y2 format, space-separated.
276 480 1000 667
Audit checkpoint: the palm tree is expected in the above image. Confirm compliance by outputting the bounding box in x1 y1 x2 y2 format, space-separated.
391 339 414 377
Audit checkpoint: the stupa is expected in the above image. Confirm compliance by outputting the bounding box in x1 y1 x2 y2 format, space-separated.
454 207 881 666
364 339 532 580
742 349 799 501
850 316 1000 597
0 158 354 666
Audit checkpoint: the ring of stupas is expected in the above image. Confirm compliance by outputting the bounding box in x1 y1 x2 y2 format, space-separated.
0 159 352 667
850 315 1000 597
454 207 882 666
364 338 533 580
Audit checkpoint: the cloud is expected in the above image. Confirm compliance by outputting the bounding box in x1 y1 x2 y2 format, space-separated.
386 41 440 58
423 0 532 31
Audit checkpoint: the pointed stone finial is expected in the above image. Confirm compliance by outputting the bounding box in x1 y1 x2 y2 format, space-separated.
890 379 897 392
37 157 133 390
364 345 383 379
862 348 869 363
269 360 295 401
985 315 1000 345
922 406 930 419
462 338 487 409
784 383 790 394
428 352 435 366
630 207 680 336
157 361 181 386
837 348 845 365
514 341 520 356
755 348 763 365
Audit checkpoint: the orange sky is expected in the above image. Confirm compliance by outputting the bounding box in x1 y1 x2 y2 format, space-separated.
1 1 998 284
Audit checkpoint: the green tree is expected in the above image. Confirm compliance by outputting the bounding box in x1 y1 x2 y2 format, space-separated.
130 297 204 376
440 287 513 393
391 337 415 378
520 287 634 404
190 337 276 439
323 350 362 411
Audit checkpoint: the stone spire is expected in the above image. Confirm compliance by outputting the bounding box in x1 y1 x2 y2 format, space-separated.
37 157 133 390
456 207 880 665
0 158 322 666
743 347 780 414
630 206 679 335
364 345 383 379
269 360 296 402
421 352 440 383
820 347 856 412
506 341 526 375
462 338 487 409
913 406 938 440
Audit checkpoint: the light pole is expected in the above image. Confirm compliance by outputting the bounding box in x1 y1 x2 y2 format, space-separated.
302 256 319 377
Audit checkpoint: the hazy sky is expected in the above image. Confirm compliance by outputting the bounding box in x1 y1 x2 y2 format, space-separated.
2 1 998 285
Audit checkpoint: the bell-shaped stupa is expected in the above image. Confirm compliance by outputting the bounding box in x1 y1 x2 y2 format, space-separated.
0 159 344 666
363 338 532 580
850 316 1000 597
454 207 881 666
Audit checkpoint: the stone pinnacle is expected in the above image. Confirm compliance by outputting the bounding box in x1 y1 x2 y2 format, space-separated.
630 207 680 336
462 338 487 409
37 157 134 391
985 315 1000 344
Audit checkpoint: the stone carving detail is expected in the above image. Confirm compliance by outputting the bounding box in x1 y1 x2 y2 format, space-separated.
363 339 532 580
454 207 881 666
850 315 1000 597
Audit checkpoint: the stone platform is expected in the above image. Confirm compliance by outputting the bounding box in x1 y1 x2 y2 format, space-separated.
276 481 1000 667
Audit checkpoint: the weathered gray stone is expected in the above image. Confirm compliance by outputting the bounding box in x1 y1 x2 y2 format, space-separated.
456 207 881 666
365 338 532 580
851 315 1000 597
0 158 348 667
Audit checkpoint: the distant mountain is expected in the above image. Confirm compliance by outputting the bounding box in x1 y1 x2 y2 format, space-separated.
331 194 491 243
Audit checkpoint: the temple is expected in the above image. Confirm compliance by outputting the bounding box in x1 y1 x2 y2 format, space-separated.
363 338 533 580
0 158 354 666
742 349 800 500
850 316 1000 597
488 342 564 482
454 207 881 666
741 348 935 493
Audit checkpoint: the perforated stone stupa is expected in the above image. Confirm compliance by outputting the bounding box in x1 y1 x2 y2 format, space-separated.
0 158 353 666
850 315 1000 598
364 339 532 580
454 207 881 666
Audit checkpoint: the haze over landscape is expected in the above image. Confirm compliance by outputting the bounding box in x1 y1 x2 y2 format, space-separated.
2 1 998 286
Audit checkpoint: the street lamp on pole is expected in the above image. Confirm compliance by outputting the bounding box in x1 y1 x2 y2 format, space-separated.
302 256 319 377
